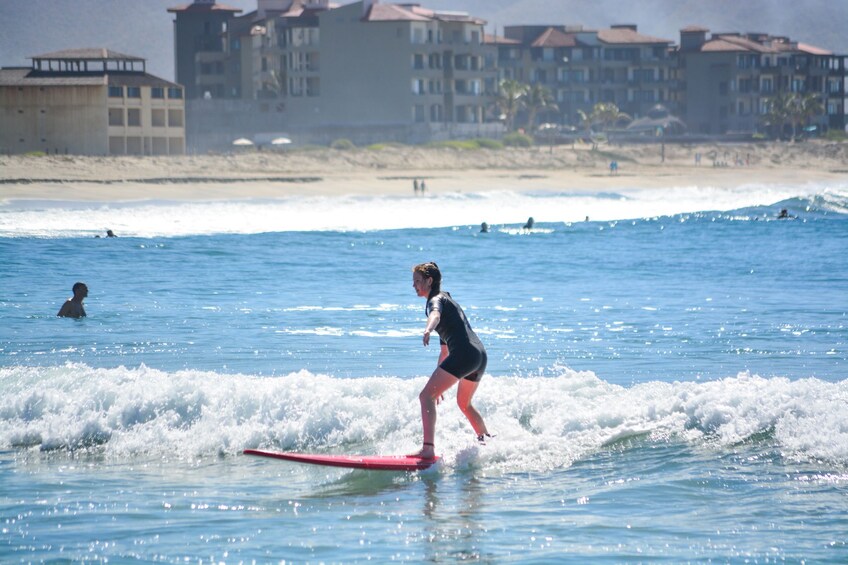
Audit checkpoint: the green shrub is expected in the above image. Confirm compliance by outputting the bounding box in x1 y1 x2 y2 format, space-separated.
427 140 480 150
825 129 848 142
476 138 504 149
366 142 406 150
330 138 355 150
502 132 534 147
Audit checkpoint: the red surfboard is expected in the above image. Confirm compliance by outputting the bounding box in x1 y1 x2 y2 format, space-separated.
244 449 439 471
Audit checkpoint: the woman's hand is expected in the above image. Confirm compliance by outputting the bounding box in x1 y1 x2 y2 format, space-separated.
423 310 440 346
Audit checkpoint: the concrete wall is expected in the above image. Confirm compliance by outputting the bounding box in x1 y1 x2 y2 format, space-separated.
0 85 109 154
319 2 416 126
0 82 185 156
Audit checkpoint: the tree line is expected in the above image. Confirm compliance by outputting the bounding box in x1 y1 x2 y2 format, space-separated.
496 79 826 141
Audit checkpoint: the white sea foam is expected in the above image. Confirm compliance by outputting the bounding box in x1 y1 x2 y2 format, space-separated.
2 364 846 471
1 182 846 237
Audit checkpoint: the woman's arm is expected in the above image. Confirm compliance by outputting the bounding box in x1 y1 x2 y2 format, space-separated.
423 309 440 346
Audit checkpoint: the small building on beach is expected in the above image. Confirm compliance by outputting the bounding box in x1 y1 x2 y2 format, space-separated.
0 48 186 155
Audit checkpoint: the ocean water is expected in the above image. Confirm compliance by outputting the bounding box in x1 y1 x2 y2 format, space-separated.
1 181 848 563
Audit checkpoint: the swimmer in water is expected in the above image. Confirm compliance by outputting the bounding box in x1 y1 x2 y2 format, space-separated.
57 282 88 318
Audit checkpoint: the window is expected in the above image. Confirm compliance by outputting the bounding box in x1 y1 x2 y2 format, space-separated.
633 69 654 82
414 104 426 122
108 108 124 126
109 86 123 98
760 77 773 94
151 87 164 99
413 54 424 70
127 108 141 126
127 86 141 98
168 87 183 99
168 109 183 127
152 109 166 127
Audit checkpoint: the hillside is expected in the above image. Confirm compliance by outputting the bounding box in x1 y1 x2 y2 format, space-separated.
0 0 845 82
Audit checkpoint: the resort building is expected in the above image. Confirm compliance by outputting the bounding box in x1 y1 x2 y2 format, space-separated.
170 0 497 149
676 27 847 135
167 0 244 100
317 1 496 133
0 49 185 155
492 24 676 127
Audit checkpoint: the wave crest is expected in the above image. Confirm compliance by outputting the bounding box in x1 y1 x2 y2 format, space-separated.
1 364 846 469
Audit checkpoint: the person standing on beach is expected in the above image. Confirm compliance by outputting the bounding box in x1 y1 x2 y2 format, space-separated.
57 282 88 318
411 262 491 458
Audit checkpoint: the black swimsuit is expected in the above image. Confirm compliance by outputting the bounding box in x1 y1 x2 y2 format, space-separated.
427 292 487 382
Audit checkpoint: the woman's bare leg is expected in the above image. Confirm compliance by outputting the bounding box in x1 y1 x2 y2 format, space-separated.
412 367 458 458
457 377 488 436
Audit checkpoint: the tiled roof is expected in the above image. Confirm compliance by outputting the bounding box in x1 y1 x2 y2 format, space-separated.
702 34 776 53
797 42 832 55
531 27 577 48
0 68 180 88
0 68 106 86
597 28 671 45
167 1 242 13
364 4 485 25
364 4 431 22
484 33 520 45
108 73 182 88
31 48 143 61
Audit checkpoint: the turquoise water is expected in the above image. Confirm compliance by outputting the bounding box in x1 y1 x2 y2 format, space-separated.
2 183 848 562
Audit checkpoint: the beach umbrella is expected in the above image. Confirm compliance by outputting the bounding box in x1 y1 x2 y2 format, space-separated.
271 137 292 145
232 138 254 146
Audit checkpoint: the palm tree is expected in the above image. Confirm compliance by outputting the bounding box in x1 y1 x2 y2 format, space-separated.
763 92 794 140
576 108 598 149
574 103 631 149
792 92 823 140
591 102 632 130
496 79 528 132
524 83 558 130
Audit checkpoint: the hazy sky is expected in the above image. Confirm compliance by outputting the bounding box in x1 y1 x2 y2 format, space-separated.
1 0 844 82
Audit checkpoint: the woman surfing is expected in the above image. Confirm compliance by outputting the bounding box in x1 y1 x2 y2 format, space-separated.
411 262 491 458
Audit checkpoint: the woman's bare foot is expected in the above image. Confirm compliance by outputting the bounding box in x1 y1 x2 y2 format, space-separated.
408 442 435 459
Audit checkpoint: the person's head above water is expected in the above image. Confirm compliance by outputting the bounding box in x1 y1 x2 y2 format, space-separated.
412 262 441 299
72 282 88 298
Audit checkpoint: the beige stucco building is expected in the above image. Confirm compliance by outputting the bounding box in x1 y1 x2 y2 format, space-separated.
0 48 185 155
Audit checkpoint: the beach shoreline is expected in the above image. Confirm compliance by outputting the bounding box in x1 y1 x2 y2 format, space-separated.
1 141 846 202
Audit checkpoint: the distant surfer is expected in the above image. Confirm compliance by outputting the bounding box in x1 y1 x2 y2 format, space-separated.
411 262 491 459
523 217 534 231
57 282 88 318
777 208 794 219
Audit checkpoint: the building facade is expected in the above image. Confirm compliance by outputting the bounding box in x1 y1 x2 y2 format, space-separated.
167 0 243 100
0 49 185 155
677 27 847 135
493 24 676 127
171 0 498 149
318 1 495 131
166 0 847 146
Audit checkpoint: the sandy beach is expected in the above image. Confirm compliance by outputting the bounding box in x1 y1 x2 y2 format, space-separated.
1 141 846 201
